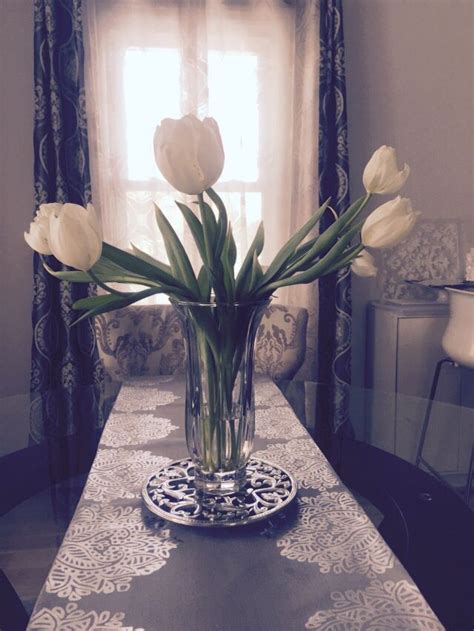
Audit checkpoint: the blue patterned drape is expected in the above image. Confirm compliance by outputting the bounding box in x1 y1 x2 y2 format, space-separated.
317 0 352 436
31 0 103 442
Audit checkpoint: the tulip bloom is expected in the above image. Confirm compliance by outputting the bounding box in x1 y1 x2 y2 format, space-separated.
24 203 58 255
351 249 377 277
362 196 420 249
46 203 102 271
154 115 225 195
363 146 410 195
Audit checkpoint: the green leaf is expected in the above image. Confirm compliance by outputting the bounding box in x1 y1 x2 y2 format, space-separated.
259 198 331 287
288 237 319 265
248 251 264 293
176 201 207 263
197 194 231 301
130 244 172 275
258 222 362 294
211 261 228 302
177 200 230 300
220 225 237 301
197 266 211 302
205 188 228 257
227 225 237 268
153 204 200 297
340 193 371 234
221 259 235 302
101 242 191 294
72 287 161 325
73 293 124 310
42 259 150 287
235 222 264 298
277 195 369 279
42 262 90 283
323 243 364 275
196 195 218 264
308 195 368 251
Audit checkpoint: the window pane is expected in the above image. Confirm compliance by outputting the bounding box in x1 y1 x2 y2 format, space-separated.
208 51 259 182
124 48 181 181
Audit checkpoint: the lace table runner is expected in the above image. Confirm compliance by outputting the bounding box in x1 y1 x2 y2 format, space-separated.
28 377 443 630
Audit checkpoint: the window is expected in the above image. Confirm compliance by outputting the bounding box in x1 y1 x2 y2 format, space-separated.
122 47 262 270
86 1 297 299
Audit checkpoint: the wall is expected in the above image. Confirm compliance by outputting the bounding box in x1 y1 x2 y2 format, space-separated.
0 0 34 403
344 0 474 387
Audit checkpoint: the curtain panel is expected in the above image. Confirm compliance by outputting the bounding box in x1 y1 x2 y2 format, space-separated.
31 0 103 442
317 0 352 435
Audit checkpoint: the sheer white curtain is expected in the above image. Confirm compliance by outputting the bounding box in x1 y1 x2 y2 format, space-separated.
84 0 319 377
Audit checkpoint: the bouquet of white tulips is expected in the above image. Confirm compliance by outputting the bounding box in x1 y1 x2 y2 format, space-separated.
25 116 418 318
25 115 419 481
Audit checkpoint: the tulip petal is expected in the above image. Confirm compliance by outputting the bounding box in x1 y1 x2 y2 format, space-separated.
381 163 410 195
363 146 410 195
49 205 102 270
38 203 62 220
24 223 52 255
351 250 377 277
153 115 225 195
197 120 225 186
86 203 102 238
362 197 420 249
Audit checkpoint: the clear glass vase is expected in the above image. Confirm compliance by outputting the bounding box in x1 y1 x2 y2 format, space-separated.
174 300 269 496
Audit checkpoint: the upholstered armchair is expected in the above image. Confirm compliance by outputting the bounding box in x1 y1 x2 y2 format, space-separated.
94 303 308 384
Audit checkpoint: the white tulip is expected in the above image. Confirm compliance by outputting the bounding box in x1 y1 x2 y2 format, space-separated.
363 145 410 194
24 221 51 255
154 114 225 195
48 203 102 271
362 196 420 249
24 203 64 255
351 249 377 277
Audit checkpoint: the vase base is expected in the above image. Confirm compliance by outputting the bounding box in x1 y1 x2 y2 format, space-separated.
194 465 247 496
142 457 297 528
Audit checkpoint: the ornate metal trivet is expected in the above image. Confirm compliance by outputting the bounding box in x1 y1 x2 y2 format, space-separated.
142 458 297 528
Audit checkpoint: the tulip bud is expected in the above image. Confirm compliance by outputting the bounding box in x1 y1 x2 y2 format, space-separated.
48 203 102 271
362 196 420 249
351 250 377 277
154 114 225 195
363 146 410 195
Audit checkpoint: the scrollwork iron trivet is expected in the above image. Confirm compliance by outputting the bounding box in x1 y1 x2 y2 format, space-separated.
142 458 297 527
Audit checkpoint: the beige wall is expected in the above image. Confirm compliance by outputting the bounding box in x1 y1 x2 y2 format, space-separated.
344 0 474 387
0 0 34 397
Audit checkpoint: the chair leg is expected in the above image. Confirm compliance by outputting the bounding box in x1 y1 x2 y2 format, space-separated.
0 570 29 631
415 358 455 467
464 445 474 505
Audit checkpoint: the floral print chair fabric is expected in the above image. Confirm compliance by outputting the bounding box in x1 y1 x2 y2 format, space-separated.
379 219 462 301
95 303 308 384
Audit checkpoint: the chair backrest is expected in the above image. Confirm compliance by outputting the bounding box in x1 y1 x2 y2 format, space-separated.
95 303 308 382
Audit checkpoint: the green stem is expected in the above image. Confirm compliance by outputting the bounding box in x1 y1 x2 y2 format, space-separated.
88 270 129 297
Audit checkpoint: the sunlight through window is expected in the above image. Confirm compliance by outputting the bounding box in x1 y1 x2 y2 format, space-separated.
124 48 181 181
208 51 259 183
123 48 259 184
122 47 261 302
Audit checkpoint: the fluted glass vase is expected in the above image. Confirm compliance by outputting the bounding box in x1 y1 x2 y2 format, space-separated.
174 300 269 496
